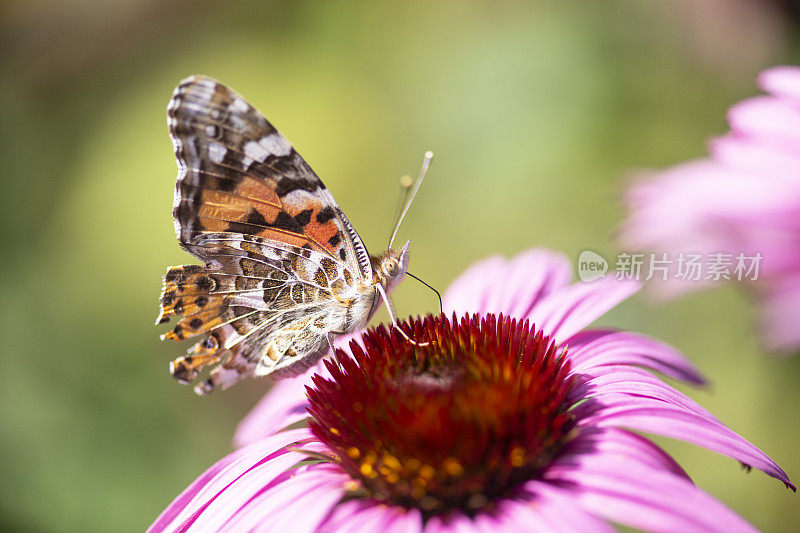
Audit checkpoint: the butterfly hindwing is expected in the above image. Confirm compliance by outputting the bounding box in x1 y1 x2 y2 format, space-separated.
157 232 366 393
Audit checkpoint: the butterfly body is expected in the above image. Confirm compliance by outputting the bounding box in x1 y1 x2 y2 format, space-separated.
157 76 410 394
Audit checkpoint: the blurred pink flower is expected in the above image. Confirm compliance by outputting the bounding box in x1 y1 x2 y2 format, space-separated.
150 250 793 533
620 65 800 352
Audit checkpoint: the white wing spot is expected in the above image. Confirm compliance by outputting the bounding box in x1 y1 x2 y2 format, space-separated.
230 98 249 113
259 133 292 157
244 140 270 163
205 125 217 137
208 142 227 163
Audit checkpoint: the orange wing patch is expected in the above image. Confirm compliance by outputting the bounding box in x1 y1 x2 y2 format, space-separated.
195 180 343 259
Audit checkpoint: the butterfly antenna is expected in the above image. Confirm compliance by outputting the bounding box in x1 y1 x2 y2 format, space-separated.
388 174 413 245
406 272 443 315
388 151 433 251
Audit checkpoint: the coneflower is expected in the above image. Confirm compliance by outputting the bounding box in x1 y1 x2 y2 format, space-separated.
151 250 793 532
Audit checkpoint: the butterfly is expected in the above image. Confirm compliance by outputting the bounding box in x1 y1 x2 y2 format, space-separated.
156 76 430 395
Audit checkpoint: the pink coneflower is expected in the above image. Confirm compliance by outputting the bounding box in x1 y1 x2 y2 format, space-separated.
620 65 800 352
150 250 793 532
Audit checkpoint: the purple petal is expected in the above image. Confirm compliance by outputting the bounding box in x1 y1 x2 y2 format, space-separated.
149 428 312 532
221 463 348 532
442 255 507 314
468 511 519 533
553 427 691 480
318 500 375 532
526 277 640 344
320 500 422 533
173 449 313 531
149 454 237 533
424 492 613 533
569 366 716 421
728 95 800 149
620 160 793 257
544 454 757 532
443 250 572 318
297 439 334 456
621 161 721 253
181 451 315 531
507 482 616 532
574 397 795 489
759 275 800 352
759 65 800 102
710 133 800 182
566 329 706 384
233 375 317 447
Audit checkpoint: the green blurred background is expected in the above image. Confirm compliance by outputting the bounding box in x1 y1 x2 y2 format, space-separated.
2 1 799 531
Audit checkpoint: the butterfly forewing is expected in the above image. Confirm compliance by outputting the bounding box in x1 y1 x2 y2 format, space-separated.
159 76 378 394
168 76 371 277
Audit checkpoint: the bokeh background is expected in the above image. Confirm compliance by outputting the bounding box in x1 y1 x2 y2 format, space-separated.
2 1 799 531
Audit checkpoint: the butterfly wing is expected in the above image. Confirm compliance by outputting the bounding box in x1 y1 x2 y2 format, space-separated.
167 75 372 278
157 235 367 394
158 76 375 393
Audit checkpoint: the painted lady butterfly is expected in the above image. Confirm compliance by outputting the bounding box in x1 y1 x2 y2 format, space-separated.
156 76 429 395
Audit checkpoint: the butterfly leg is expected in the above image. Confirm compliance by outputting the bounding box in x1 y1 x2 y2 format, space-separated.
375 284 429 347
326 332 337 354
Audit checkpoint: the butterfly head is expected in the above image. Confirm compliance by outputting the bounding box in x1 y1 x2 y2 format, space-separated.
373 240 411 293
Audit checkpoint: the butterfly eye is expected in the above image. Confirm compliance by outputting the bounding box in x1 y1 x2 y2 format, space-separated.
384 259 399 277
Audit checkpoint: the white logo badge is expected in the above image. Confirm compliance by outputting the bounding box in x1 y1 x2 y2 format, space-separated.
577 250 608 282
